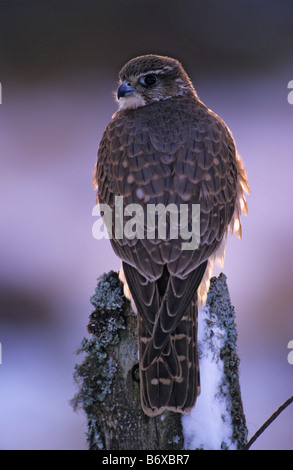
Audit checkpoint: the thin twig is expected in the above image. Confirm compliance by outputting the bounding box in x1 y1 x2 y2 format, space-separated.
244 395 293 450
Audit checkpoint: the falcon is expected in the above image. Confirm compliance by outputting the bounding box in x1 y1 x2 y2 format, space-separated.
93 54 249 417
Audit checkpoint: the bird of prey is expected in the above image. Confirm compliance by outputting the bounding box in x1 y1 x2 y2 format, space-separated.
93 54 249 417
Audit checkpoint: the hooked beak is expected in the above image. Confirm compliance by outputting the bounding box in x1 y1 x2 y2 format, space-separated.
117 81 136 99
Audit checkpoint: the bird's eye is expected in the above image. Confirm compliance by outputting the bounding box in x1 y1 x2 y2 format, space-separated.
139 74 158 87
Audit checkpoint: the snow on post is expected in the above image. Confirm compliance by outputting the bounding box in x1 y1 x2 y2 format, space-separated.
183 273 247 450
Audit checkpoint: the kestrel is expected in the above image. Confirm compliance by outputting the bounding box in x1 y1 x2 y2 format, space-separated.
93 54 249 417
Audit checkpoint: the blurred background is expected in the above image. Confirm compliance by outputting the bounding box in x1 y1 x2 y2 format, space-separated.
1 0 293 450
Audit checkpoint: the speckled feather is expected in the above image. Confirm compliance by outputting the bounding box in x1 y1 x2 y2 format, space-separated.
96 94 237 277
94 55 249 416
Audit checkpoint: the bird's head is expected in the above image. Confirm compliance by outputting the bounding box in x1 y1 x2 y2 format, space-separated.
116 54 195 111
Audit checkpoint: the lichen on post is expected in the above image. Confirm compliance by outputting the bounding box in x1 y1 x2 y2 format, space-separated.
72 271 247 450
72 271 183 450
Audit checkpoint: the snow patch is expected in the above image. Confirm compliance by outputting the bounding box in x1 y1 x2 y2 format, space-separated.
182 305 237 450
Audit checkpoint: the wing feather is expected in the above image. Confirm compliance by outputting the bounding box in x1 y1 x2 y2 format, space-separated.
94 91 248 415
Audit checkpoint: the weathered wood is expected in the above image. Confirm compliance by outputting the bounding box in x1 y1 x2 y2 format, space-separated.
72 271 183 450
72 271 247 450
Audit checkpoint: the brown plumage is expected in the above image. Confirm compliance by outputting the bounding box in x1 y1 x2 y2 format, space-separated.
93 54 249 416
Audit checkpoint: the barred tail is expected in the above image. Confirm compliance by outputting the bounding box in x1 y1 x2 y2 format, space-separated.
139 296 200 417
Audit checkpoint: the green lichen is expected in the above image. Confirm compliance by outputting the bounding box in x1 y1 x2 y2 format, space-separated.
90 271 125 311
73 270 184 450
72 271 128 450
87 270 127 339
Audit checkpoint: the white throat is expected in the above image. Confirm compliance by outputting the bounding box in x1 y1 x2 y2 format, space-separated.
117 93 146 111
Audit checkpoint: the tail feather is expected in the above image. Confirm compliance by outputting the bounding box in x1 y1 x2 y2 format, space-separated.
122 260 206 417
141 261 207 371
139 297 200 416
